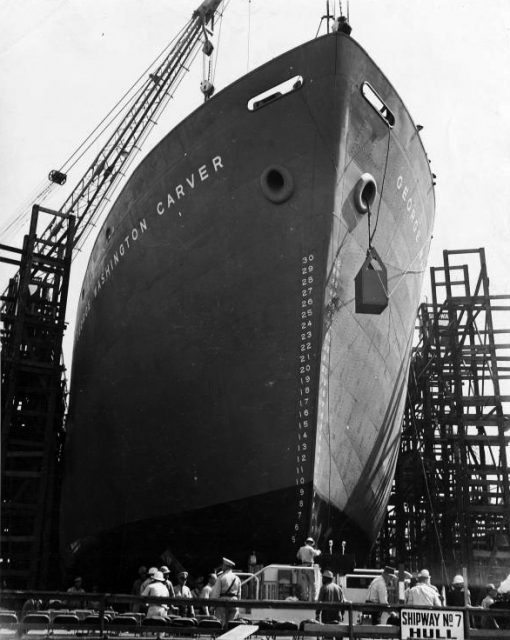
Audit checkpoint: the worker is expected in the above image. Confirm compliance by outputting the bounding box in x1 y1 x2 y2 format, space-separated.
140 567 158 593
316 570 345 623
66 576 86 609
192 576 205 598
142 570 170 619
480 584 499 630
160 566 176 598
248 550 257 573
131 566 147 613
446 574 471 606
210 557 241 627
297 537 322 565
405 569 441 607
297 537 321 601
174 571 195 617
366 566 396 624
199 573 217 616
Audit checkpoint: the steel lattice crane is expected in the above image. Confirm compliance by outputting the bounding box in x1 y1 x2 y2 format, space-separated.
0 0 223 589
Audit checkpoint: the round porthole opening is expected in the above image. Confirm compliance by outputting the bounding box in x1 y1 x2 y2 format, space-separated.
354 173 377 214
105 226 113 241
260 165 294 203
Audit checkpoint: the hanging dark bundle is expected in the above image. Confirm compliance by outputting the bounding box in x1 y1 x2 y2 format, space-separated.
355 247 388 314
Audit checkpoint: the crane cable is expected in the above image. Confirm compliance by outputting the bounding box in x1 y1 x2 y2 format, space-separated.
247 0 252 71
0 18 191 244
211 0 229 82
58 19 191 176
73 37 205 255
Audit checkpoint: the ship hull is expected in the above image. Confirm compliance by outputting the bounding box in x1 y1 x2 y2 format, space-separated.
62 32 434 587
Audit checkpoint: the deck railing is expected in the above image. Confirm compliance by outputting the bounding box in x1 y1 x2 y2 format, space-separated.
0 589 509 639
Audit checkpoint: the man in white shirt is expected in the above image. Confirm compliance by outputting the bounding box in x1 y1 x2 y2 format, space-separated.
296 537 322 565
296 537 321 601
142 570 170 619
199 573 217 616
140 567 158 594
405 569 441 607
366 566 396 624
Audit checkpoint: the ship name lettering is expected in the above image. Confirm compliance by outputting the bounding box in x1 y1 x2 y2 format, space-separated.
76 217 148 341
156 154 224 216
396 174 422 243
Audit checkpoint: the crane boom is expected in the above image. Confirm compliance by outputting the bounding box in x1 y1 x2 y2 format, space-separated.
44 0 223 255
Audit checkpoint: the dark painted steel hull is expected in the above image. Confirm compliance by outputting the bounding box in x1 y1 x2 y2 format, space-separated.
62 32 435 587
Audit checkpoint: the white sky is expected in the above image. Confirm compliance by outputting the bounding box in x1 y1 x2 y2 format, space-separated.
1 0 510 368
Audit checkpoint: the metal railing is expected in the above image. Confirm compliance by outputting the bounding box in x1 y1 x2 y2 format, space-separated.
1 590 510 639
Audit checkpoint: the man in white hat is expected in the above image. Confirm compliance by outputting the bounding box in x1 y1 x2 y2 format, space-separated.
296 537 321 601
446 574 471 607
140 566 159 594
405 569 441 607
160 566 176 599
142 570 170 619
297 537 322 566
210 558 241 627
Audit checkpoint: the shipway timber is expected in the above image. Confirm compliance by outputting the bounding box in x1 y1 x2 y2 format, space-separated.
61 25 435 587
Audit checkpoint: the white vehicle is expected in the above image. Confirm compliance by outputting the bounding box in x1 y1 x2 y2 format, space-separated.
237 564 322 623
339 568 383 603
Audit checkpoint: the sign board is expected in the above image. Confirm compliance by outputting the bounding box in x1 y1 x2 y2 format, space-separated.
401 609 464 640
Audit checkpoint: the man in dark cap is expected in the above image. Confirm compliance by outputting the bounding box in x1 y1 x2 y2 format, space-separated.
316 570 346 623
66 576 86 609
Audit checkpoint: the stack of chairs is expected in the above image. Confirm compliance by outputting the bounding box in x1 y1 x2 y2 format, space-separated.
13 607 227 639
19 612 51 638
52 613 81 637
0 612 18 639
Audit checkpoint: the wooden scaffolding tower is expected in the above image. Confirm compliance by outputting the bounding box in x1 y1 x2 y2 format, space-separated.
0 206 75 588
378 248 510 586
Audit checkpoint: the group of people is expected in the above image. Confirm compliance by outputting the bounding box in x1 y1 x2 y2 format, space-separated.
365 565 502 629
57 537 509 631
131 557 241 626
296 537 505 629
